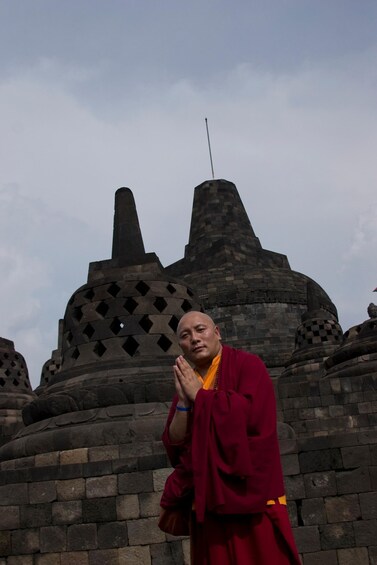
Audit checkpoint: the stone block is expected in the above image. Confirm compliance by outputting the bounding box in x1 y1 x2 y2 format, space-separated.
370 546 377 565
60 448 89 465
82 461 113 478
298 408 315 420
0 531 11 557
358 430 377 445
88 548 120 565
20 503 52 527
138 453 169 471
307 396 322 408
29 480 57 504
40 525 67 552
11 528 39 554
127 517 165 545
82 497 117 523
116 494 140 520
139 492 161 517
150 540 184 565
328 405 345 417
29 467 57 482
304 471 337 498
319 523 354 549
7 558 34 565
153 468 172 492
336 467 371 494
285 474 306 499
359 492 377 519
67 523 97 551
302 550 337 565
119 471 153 494
57 463 83 481
337 547 369 565
119 545 151 564
301 498 326 526
293 525 320 553
324 494 361 523
88 445 119 462
0 483 28 505
279 438 297 456
281 454 300 476
0 506 19 530
112 458 139 474
358 401 373 414
292 397 309 409
61 551 89 565
321 394 336 406
35 553 61 565
341 446 371 468
299 450 331 473
287 501 298 527
97 521 128 548
35 452 60 467
52 501 82 525
371 466 377 490
353 519 377 546
327 433 357 449
57 478 86 501
86 475 117 498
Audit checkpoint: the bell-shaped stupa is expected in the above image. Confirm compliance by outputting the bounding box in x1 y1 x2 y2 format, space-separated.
0 187 202 460
166 179 337 375
0 337 35 447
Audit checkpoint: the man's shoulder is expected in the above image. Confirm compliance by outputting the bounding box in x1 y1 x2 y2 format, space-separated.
222 344 265 366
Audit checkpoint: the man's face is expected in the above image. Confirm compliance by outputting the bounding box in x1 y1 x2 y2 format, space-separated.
177 312 221 368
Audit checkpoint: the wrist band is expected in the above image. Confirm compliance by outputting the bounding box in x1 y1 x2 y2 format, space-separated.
176 405 192 412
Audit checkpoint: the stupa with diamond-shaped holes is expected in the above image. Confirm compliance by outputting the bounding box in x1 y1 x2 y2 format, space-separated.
1 187 202 460
0 337 36 448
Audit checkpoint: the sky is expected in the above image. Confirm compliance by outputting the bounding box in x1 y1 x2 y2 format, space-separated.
0 0 376 389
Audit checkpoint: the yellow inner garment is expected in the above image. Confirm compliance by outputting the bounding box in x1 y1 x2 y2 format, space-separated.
194 351 286 507
194 352 221 390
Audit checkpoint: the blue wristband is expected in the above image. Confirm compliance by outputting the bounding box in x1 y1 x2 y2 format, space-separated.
176 405 192 412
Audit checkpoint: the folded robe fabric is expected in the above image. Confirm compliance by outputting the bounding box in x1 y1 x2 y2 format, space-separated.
161 345 285 522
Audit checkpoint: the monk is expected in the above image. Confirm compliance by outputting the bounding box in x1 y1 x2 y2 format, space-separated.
159 311 301 564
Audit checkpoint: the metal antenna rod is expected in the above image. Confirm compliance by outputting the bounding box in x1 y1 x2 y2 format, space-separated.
205 118 215 180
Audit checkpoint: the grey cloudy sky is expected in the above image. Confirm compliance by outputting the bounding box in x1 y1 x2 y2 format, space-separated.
0 1 376 389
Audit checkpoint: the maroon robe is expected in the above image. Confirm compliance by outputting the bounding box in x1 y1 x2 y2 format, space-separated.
160 345 300 564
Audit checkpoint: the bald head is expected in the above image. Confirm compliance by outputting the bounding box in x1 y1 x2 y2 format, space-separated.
177 311 215 336
176 311 221 370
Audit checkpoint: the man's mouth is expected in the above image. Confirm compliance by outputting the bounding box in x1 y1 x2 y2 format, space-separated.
192 346 204 353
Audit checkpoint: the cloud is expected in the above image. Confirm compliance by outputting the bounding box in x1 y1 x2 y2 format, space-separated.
0 45 376 388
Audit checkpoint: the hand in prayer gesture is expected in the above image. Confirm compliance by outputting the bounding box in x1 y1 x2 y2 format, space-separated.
174 355 203 403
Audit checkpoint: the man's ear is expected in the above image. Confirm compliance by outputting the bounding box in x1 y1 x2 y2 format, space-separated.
215 325 221 340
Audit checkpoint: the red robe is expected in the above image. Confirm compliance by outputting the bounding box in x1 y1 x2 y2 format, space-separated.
161 345 300 564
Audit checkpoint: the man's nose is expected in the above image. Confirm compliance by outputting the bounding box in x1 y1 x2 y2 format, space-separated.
191 332 200 343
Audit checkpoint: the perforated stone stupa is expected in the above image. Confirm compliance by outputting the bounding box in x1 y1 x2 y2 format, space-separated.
0 337 35 448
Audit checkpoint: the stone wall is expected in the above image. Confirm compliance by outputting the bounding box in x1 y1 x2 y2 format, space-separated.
282 431 377 565
0 444 191 565
279 373 377 438
1 431 376 565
